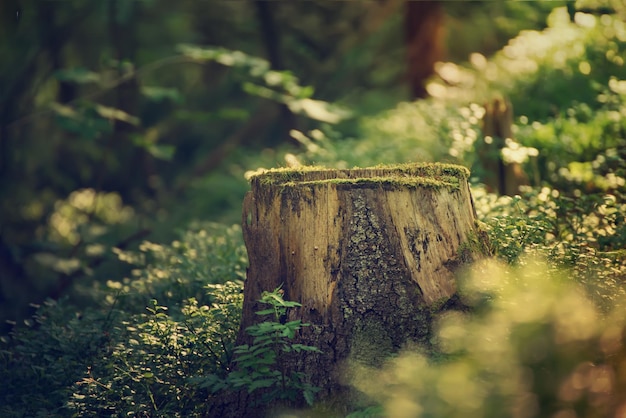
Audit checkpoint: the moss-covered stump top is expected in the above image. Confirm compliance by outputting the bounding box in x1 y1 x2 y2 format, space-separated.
249 162 470 191
242 161 477 311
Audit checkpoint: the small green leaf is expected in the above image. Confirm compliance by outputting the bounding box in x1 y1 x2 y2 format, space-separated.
303 389 315 406
234 353 254 362
292 344 322 353
281 328 295 338
94 104 140 126
248 378 277 392
55 68 101 84
147 144 176 161
250 345 273 356
255 309 275 316
142 86 183 103
252 335 273 345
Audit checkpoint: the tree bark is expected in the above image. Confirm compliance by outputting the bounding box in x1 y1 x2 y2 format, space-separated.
405 1 445 99
233 163 482 415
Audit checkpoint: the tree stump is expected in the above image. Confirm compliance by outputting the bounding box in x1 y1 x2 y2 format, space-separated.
238 162 482 412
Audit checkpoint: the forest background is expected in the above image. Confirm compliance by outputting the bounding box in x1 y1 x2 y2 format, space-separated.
1 0 626 417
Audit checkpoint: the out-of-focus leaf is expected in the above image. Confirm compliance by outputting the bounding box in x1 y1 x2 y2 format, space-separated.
177 44 269 72
94 105 140 126
147 144 175 161
50 103 112 140
55 68 101 84
287 98 352 124
32 253 81 275
141 86 183 103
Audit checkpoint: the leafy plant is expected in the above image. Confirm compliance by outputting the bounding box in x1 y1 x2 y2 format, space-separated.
100 222 248 310
473 180 626 309
68 282 244 417
0 298 114 418
196 287 322 407
353 257 626 418
1 223 246 417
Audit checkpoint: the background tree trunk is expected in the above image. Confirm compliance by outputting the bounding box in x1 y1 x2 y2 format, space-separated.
405 0 445 99
253 0 298 144
479 98 530 195
234 163 482 415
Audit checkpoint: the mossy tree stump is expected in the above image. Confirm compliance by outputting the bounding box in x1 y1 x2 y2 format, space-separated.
239 163 481 410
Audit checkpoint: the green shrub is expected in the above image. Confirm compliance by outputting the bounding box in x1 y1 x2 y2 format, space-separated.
427 7 626 119
473 179 626 308
96 222 248 310
353 257 626 418
68 282 243 417
1 223 246 417
0 299 112 417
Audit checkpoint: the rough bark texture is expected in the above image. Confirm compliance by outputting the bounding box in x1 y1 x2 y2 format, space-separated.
228 163 480 416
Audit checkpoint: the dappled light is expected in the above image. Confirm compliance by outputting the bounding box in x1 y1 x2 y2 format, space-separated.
49 189 135 245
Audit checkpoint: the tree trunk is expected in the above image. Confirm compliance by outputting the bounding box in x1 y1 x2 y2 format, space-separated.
253 0 298 145
479 98 529 195
233 163 482 415
405 1 445 99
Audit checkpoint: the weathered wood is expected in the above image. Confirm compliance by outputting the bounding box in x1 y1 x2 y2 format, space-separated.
236 163 482 414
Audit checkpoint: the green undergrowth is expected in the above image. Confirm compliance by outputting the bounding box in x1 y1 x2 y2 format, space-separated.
1 223 248 417
193 287 322 409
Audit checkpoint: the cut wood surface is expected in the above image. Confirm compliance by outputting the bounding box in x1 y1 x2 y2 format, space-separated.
236 162 482 413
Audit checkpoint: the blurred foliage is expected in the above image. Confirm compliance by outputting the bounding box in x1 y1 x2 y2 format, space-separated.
428 6 626 118
0 6 342 327
276 101 484 169
354 257 626 418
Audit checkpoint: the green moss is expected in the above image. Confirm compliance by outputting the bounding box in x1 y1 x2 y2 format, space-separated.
350 317 394 368
458 220 493 263
251 162 470 192
285 176 460 191
257 165 328 186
